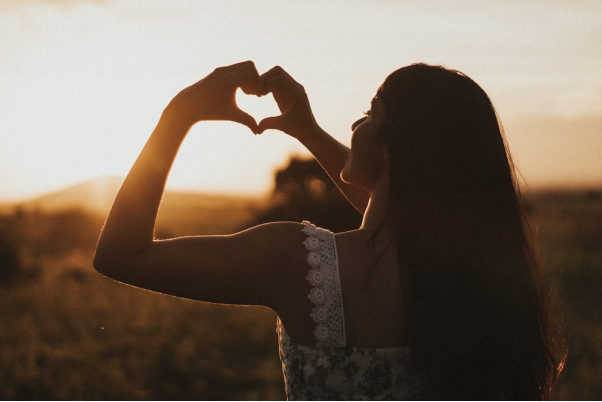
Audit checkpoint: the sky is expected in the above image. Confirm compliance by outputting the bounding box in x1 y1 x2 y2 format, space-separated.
1 0 601 201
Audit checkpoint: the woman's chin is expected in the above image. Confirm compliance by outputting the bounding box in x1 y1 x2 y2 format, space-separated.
341 170 369 192
340 166 354 186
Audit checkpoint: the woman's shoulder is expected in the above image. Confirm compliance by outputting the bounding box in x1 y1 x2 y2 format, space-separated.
241 220 316 270
240 221 307 247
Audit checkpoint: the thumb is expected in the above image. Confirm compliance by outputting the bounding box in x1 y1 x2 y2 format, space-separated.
230 109 259 134
257 115 283 134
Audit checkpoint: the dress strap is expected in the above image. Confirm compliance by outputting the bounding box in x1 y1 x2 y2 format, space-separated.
302 221 346 347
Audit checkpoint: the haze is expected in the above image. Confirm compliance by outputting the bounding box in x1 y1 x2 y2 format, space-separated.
1 0 601 201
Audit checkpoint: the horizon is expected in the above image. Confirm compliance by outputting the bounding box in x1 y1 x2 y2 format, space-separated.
3 169 602 207
0 174 269 205
2 1 601 201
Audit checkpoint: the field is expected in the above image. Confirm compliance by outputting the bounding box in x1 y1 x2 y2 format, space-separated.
524 189 602 400
0 188 601 400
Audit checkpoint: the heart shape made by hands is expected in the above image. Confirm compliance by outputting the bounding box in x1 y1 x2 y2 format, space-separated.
235 88 281 126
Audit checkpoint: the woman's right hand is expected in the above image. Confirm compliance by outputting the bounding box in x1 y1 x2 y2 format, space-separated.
257 66 320 139
257 66 369 213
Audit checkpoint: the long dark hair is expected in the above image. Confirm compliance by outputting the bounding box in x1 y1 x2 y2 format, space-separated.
376 64 563 399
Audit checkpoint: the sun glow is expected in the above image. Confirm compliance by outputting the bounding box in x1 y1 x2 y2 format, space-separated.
1 1 601 201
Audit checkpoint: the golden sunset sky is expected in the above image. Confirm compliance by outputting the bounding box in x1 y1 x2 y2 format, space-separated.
1 0 601 201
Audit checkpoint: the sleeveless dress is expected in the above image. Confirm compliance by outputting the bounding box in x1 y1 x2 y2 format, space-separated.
277 221 422 400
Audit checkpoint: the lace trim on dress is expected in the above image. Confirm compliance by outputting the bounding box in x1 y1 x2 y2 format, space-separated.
302 221 346 348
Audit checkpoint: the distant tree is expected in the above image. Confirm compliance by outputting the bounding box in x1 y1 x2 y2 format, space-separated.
250 157 362 232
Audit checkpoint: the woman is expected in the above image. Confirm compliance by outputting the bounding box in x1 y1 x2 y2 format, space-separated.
94 61 562 399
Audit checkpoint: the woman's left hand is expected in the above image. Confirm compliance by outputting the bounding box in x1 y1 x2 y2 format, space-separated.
163 61 264 133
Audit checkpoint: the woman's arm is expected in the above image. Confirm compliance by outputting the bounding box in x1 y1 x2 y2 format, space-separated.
297 126 369 214
95 62 260 260
257 67 369 213
93 62 304 307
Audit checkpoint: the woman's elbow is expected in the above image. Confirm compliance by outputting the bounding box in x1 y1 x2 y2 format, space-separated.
93 242 150 281
93 246 124 279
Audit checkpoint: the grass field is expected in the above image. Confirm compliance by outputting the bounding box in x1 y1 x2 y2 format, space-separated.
524 189 602 400
0 188 600 400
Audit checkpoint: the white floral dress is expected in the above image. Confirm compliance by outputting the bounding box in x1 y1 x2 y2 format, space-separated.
277 222 422 400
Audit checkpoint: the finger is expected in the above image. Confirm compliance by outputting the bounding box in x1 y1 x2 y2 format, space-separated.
262 75 306 108
257 116 283 134
259 66 285 82
213 61 262 94
255 67 284 97
262 73 288 93
261 66 304 92
231 109 259 134
262 75 301 115
222 60 257 72
260 68 287 95
228 63 264 96
240 75 264 96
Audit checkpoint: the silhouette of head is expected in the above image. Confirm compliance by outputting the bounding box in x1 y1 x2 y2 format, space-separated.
375 63 516 209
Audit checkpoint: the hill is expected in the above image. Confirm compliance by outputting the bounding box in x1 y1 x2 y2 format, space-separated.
2 177 266 236
15 176 124 215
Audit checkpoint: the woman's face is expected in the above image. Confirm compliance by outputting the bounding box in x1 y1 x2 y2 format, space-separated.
341 97 388 191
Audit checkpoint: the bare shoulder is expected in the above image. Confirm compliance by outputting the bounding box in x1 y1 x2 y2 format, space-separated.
234 220 316 313
333 228 371 253
237 220 307 242
233 221 308 260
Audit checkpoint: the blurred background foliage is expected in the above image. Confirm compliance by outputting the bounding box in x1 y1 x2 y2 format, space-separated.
249 157 362 232
0 156 600 399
